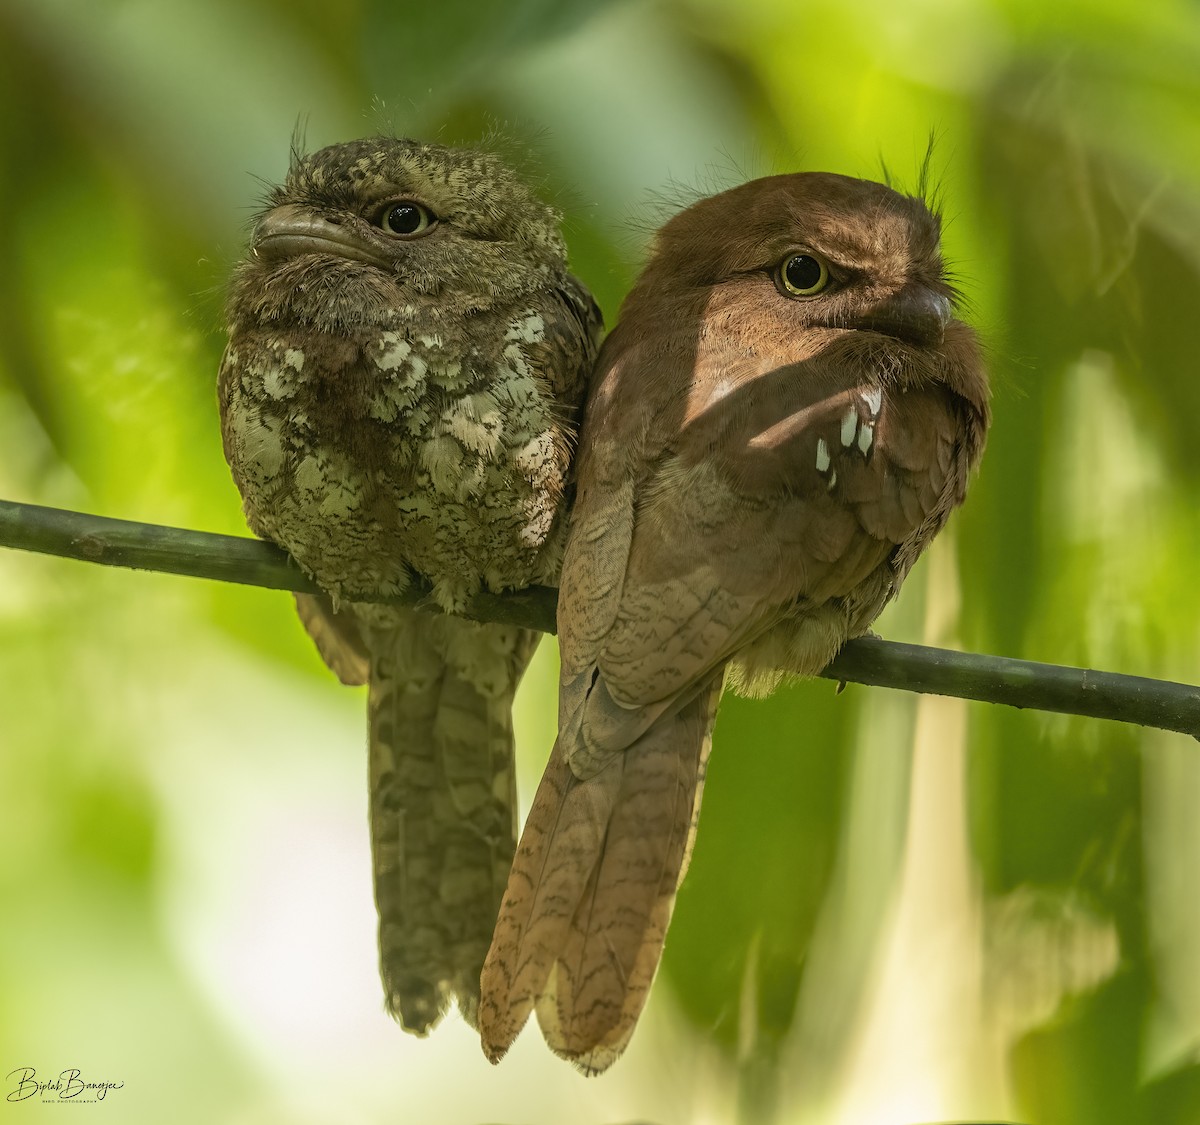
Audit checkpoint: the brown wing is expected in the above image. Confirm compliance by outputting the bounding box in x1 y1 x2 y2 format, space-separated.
559 333 980 766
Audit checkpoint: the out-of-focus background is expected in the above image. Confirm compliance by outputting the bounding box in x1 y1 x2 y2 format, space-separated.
1 1 1198 1122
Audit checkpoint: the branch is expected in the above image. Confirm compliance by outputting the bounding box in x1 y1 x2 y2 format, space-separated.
0 498 556 632
2 498 1197 739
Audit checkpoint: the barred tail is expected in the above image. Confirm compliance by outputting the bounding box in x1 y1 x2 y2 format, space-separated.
366 611 539 1032
480 674 721 1073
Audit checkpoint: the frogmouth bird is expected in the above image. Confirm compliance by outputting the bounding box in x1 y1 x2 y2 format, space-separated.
480 171 990 1073
218 136 601 1033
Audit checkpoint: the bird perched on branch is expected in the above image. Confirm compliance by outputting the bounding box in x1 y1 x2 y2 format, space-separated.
480 171 991 1073
218 136 600 1033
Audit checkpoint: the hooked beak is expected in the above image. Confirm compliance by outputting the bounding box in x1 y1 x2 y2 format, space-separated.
858 285 952 347
251 203 389 267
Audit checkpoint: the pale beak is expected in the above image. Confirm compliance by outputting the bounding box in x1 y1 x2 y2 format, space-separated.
252 203 389 267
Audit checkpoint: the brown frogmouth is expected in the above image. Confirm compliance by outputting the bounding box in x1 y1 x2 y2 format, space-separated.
480 172 991 1072
218 137 600 1033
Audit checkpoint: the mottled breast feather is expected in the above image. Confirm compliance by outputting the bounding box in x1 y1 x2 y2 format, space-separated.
218 137 601 608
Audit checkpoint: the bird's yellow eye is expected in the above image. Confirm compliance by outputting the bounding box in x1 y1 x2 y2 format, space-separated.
778 253 829 297
379 201 436 237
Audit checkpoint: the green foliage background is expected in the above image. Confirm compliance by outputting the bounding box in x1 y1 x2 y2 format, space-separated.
1 1 1198 1122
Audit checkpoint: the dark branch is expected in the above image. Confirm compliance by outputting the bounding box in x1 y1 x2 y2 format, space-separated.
2 498 1197 739
0 498 557 632
823 638 1200 740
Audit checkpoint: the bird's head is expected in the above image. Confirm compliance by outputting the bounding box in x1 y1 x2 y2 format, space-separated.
228 136 568 331
626 172 960 353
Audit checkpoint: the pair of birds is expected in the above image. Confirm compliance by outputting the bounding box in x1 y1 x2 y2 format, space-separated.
218 136 990 1075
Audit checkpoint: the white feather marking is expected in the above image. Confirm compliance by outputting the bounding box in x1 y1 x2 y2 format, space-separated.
815 437 831 473
504 312 546 344
863 387 882 417
375 332 412 371
260 367 291 399
840 407 858 447
857 422 874 455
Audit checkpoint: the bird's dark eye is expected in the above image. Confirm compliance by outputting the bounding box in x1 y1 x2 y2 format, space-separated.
778 253 829 297
379 201 436 237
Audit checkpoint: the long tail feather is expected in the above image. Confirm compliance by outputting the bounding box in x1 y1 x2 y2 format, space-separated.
366 611 537 1033
480 674 722 1071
